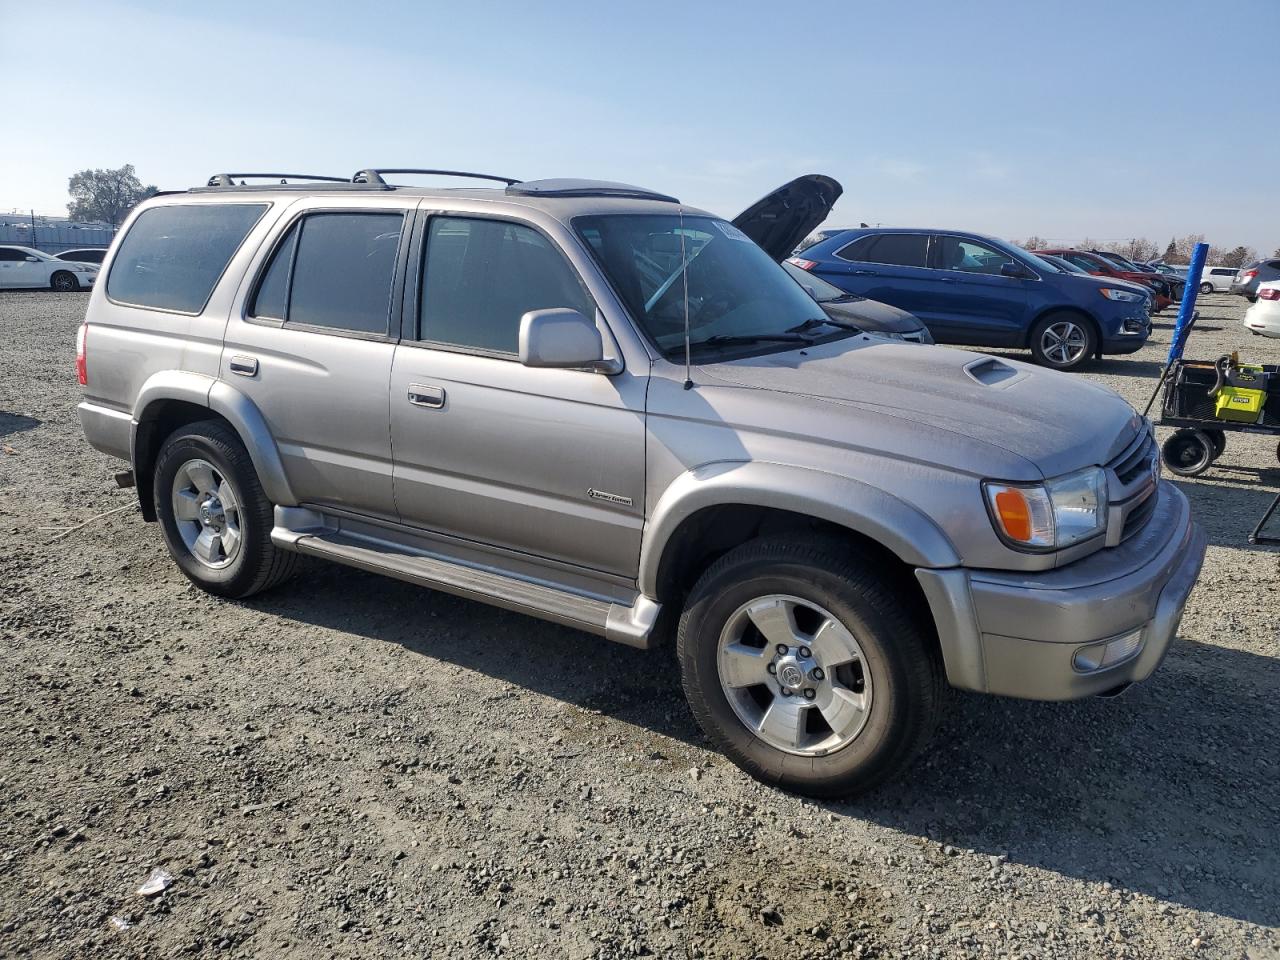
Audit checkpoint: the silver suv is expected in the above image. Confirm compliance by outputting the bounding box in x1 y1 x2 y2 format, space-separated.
77 169 1207 797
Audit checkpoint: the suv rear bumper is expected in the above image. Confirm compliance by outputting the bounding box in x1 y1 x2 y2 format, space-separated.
917 482 1205 700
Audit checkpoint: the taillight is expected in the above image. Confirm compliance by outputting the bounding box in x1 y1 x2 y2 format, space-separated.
1259 288 1280 301
787 257 818 271
76 323 88 386
1242 270 1258 281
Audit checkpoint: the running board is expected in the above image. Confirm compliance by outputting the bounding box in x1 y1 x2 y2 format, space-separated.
271 512 659 649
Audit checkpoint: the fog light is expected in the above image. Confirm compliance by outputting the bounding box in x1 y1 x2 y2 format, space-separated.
1073 628 1145 672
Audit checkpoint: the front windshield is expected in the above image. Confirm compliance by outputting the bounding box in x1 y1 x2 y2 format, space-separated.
1100 252 1142 272
575 214 835 357
781 259 856 302
998 240 1062 276
1044 254 1087 275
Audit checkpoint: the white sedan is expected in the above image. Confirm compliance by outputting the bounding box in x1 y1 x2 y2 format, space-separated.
0 245 98 291
1243 281 1280 338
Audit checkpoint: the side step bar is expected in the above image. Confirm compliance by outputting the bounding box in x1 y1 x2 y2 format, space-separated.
271 522 660 650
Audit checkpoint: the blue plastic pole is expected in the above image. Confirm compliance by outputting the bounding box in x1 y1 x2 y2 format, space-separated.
1166 242 1209 364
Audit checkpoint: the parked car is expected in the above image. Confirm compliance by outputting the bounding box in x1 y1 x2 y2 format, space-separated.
1035 248 1173 312
1038 255 1154 312
790 229 1152 370
779 260 933 342
76 170 1205 797
55 247 109 265
1143 261 1187 278
0 244 98 291
1091 251 1186 304
1196 266 1239 294
1243 281 1280 338
1230 259 1280 300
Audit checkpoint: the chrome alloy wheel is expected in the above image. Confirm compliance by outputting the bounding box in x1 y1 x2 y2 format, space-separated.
170 458 242 569
1040 319 1089 366
716 594 872 756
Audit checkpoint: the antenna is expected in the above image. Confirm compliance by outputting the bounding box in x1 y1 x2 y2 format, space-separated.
679 206 692 390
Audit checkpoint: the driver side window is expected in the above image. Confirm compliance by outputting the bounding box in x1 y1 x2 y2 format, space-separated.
935 235 1010 276
419 217 594 356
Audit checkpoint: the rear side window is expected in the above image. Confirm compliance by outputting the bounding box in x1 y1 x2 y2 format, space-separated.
250 212 403 335
0 248 25 262
840 233 928 268
419 216 592 355
107 204 267 313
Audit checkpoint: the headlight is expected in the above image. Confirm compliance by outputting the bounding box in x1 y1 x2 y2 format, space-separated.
1100 287 1143 302
983 466 1108 551
869 330 905 341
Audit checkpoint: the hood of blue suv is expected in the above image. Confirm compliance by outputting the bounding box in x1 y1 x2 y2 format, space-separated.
697 337 1142 479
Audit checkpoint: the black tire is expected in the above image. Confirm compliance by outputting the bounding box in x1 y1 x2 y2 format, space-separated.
1199 281 1213 295
677 536 944 798
1161 429 1215 477
1204 429 1227 460
50 271 79 292
153 419 297 598
1028 311 1096 371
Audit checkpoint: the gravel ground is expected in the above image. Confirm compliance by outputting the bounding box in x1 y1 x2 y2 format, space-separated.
1 290 1277 960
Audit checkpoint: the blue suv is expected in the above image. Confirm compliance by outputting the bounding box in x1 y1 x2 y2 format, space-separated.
790 228 1152 370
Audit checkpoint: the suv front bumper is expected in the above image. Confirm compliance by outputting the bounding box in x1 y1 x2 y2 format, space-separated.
917 482 1206 700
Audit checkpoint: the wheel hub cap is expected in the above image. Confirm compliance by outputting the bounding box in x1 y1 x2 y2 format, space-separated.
716 594 873 757
171 459 242 569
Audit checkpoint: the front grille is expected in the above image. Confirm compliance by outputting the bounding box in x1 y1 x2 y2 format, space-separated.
1121 486 1157 540
1112 431 1156 486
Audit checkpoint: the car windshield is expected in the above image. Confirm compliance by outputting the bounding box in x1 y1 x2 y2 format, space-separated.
996 240 1062 275
781 260 858 302
1101 252 1142 271
575 214 837 357
1043 255 1087 275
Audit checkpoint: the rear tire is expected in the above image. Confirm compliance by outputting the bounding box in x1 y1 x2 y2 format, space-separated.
50 271 79 292
153 420 297 598
676 536 943 798
1029 312 1096 371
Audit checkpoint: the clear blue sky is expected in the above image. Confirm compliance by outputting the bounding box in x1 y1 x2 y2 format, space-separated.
1 0 1273 252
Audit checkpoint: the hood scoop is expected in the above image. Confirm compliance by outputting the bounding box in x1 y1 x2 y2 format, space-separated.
963 356 1024 388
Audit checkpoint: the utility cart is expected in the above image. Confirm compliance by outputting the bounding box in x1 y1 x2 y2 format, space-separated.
1157 356 1280 478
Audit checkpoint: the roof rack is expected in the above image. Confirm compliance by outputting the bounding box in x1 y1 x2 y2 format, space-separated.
352 168 521 187
504 179 678 203
205 173 352 187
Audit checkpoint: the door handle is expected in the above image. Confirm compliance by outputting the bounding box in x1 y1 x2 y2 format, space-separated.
228 355 259 377
849 269 879 276
407 383 446 409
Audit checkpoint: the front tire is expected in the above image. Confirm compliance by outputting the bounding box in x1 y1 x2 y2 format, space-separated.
153 420 297 598
1029 312 1095 370
677 537 943 798
50 271 79 292
1199 281 1213 294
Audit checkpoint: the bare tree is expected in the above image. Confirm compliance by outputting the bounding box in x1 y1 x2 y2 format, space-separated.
67 164 158 228
1218 245 1257 269
1018 235 1050 251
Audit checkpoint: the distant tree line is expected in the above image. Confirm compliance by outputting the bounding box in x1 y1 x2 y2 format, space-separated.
66 164 157 228
1018 233 1269 269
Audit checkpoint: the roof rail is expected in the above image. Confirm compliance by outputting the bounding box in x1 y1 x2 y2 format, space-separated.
352 168 521 187
206 173 351 187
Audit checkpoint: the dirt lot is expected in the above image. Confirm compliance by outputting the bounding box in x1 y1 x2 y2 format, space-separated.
1 290 1277 960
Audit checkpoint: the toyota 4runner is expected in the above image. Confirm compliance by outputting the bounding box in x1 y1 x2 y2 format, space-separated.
76 169 1207 796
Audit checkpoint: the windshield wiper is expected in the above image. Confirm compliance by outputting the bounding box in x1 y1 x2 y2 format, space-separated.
688 333 814 351
786 316 862 335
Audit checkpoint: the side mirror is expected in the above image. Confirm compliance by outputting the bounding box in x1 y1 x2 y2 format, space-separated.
24 255 39 262
1000 261 1030 279
519 308 618 372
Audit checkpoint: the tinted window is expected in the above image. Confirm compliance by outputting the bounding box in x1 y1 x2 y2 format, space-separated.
107 204 267 312
250 225 298 320
420 216 592 354
287 213 402 334
936 235 1012 275
1210 268 1234 276
77 250 106 263
863 234 928 268
0 248 25 262
834 236 876 262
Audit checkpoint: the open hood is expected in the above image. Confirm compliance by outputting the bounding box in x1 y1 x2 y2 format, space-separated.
731 175 842 262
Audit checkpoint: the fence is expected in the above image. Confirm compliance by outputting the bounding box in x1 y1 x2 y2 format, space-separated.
0 216 117 254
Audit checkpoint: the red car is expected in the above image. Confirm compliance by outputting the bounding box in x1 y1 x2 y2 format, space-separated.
1034 248 1173 311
